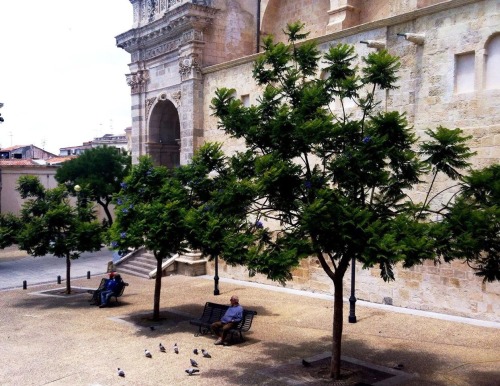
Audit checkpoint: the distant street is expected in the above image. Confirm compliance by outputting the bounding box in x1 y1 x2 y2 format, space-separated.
0 248 114 291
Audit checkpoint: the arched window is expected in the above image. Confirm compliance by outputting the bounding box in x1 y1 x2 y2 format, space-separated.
485 34 500 90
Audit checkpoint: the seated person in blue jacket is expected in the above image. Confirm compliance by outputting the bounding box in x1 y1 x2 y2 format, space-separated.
90 271 116 305
99 273 124 308
210 295 243 345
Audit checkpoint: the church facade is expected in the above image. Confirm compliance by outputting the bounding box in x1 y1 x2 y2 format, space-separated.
116 0 500 322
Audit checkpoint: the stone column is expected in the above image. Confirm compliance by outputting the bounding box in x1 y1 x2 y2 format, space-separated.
178 36 205 165
327 0 361 33
126 68 150 163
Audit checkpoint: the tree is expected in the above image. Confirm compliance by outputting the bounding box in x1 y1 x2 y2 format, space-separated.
209 22 492 379
0 213 21 248
440 164 500 281
13 176 103 294
55 146 131 226
108 157 189 320
176 143 257 293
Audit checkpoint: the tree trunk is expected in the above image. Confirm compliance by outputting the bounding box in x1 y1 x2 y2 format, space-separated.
66 254 71 294
330 275 343 379
102 204 113 226
153 255 162 320
96 200 113 227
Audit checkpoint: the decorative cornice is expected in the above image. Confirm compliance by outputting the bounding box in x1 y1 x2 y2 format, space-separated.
116 2 218 55
139 29 204 61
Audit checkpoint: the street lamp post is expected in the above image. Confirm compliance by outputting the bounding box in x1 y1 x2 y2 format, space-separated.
213 255 220 295
207 170 221 296
348 256 357 323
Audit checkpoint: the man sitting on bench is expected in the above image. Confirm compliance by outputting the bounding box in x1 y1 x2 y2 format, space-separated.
90 271 116 305
211 295 243 345
99 274 124 308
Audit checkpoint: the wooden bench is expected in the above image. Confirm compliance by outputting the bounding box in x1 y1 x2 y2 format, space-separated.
88 278 129 304
189 302 257 342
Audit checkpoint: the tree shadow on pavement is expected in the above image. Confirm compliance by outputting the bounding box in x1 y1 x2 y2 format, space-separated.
194 336 499 386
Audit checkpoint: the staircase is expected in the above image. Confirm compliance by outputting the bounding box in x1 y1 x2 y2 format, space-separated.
115 249 208 279
116 251 157 279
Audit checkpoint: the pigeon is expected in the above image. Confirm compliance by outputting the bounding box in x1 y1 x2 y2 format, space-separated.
201 349 211 358
190 358 199 367
193 348 199 355
159 343 166 352
145 349 152 358
302 359 312 367
117 368 125 377
185 367 200 375
174 343 179 354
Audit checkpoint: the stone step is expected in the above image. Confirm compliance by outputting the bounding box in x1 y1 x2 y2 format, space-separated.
116 249 206 279
128 257 156 270
123 262 152 275
117 266 150 279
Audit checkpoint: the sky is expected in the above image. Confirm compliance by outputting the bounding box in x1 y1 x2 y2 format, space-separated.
0 0 133 155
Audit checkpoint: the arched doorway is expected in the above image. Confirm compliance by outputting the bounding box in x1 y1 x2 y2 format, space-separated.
147 98 181 168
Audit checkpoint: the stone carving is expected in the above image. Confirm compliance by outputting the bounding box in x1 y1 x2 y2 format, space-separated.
126 69 150 94
144 38 182 60
168 0 183 8
181 29 204 44
171 90 181 106
145 96 157 121
179 55 201 81
147 0 157 22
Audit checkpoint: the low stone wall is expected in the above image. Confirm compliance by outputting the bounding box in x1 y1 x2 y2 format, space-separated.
206 258 500 323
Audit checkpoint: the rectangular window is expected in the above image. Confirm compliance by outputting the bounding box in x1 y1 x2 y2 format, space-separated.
455 53 475 94
241 94 250 107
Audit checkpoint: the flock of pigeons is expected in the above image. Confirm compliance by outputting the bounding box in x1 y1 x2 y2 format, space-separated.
117 342 212 378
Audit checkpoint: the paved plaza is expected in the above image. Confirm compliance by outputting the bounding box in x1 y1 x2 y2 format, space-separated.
0 248 499 385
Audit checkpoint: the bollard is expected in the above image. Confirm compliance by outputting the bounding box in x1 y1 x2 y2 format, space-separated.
23 280 27 290
57 275 61 284
87 271 91 279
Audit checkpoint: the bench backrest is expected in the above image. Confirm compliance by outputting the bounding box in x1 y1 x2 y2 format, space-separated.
237 309 257 332
203 302 227 323
204 302 257 331
115 282 128 297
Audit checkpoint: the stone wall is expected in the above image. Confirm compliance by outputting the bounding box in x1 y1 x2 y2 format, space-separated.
200 0 500 322
204 0 257 65
261 0 330 41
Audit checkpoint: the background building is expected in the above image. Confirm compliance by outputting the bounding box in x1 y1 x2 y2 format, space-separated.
59 131 130 156
115 0 500 321
0 145 56 160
